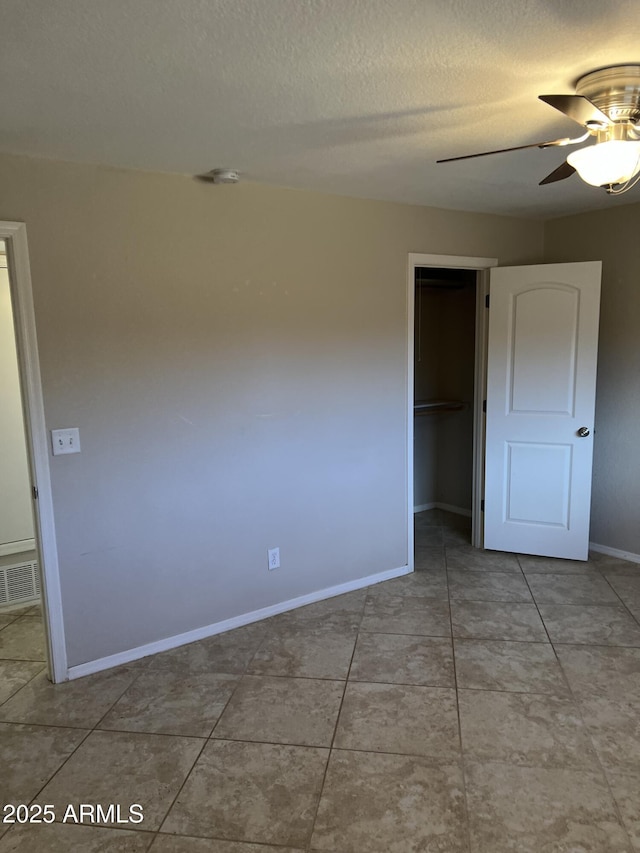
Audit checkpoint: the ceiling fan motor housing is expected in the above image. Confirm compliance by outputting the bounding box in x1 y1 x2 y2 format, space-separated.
576 65 640 128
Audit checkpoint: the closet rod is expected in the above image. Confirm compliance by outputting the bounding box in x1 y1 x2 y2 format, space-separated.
414 400 466 415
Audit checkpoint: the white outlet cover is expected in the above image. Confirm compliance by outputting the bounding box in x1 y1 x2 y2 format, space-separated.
268 547 280 570
51 427 81 455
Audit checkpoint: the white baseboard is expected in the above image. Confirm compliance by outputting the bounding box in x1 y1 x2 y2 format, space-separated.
0 538 35 557
414 502 472 518
67 563 412 681
589 542 640 565
414 502 437 513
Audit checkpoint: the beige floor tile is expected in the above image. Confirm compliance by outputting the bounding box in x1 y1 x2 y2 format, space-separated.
368 572 448 600
539 604 640 646
606 769 640 852
349 632 454 687
578 695 640 771
556 645 640 702
454 639 567 694
414 509 444 527
0 723 88 805
361 595 451 636
212 675 343 746
267 591 366 634
413 527 444 547
517 554 599 574
0 618 45 662
414 547 446 571
148 623 268 675
4 533 640 853
591 554 640 576
459 689 597 769
311 750 467 853
151 838 303 853
607 575 640 620
0 661 45 705
451 601 547 641
465 762 631 853
447 570 531 602
248 627 356 679
99 669 239 736
446 547 521 573
526 573 619 605
0 823 153 852
162 739 327 846
440 510 472 529
0 666 142 728
558 646 640 770
442 526 472 547
334 682 460 761
35 730 203 831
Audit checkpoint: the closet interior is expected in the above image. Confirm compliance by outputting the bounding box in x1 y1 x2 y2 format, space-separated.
413 266 477 520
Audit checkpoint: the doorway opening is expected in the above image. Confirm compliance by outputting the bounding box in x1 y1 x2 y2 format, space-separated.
0 239 47 675
413 266 476 555
407 253 497 570
0 222 66 683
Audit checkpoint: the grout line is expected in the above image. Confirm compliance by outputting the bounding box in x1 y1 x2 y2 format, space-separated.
516 555 556 648
90 663 152 731
0 655 45 663
445 525 474 853
303 593 366 851
20 662 157 816
154 735 210 836
208 672 266 740
551 641 636 849
0 663 46 710
25 726 95 811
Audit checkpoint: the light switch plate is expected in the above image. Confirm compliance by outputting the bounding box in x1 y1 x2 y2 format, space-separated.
51 427 81 455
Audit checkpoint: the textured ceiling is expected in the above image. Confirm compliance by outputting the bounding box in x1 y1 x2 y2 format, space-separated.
2 0 640 218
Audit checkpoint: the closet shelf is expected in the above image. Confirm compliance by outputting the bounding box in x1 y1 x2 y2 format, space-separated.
414 399 466 415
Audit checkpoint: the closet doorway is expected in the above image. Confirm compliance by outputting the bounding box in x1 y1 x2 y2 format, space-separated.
407 253 497 567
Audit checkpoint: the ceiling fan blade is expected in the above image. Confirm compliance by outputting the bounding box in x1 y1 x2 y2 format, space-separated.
436 137 573 163
539 160 577 185
538 94 611 128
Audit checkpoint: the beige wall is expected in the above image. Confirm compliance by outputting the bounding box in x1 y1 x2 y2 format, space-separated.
545 203 640 557
0 152 544 667
0 259 34 549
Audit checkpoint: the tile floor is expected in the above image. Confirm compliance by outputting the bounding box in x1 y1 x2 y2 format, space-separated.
0 510 639 851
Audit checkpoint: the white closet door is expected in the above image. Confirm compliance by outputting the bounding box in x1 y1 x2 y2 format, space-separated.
484 261 601 559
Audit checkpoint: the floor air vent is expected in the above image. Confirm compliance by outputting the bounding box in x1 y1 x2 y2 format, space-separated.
0 560 41 608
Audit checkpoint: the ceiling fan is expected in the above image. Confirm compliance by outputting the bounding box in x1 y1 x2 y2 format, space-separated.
438 65 640 194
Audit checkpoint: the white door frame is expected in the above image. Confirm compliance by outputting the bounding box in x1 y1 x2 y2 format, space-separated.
407 253 497 567
2 221 67 682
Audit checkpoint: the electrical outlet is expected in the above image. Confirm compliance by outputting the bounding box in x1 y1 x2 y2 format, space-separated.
268 547 280 570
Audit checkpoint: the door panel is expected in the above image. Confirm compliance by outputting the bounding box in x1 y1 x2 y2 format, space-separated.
484 262 601 560
510 287 579 414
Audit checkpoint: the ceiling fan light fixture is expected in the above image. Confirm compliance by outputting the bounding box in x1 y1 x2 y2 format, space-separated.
567 140 640 187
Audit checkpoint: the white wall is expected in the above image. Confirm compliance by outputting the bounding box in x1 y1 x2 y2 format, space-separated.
0 257 34 551
0 152 545 668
